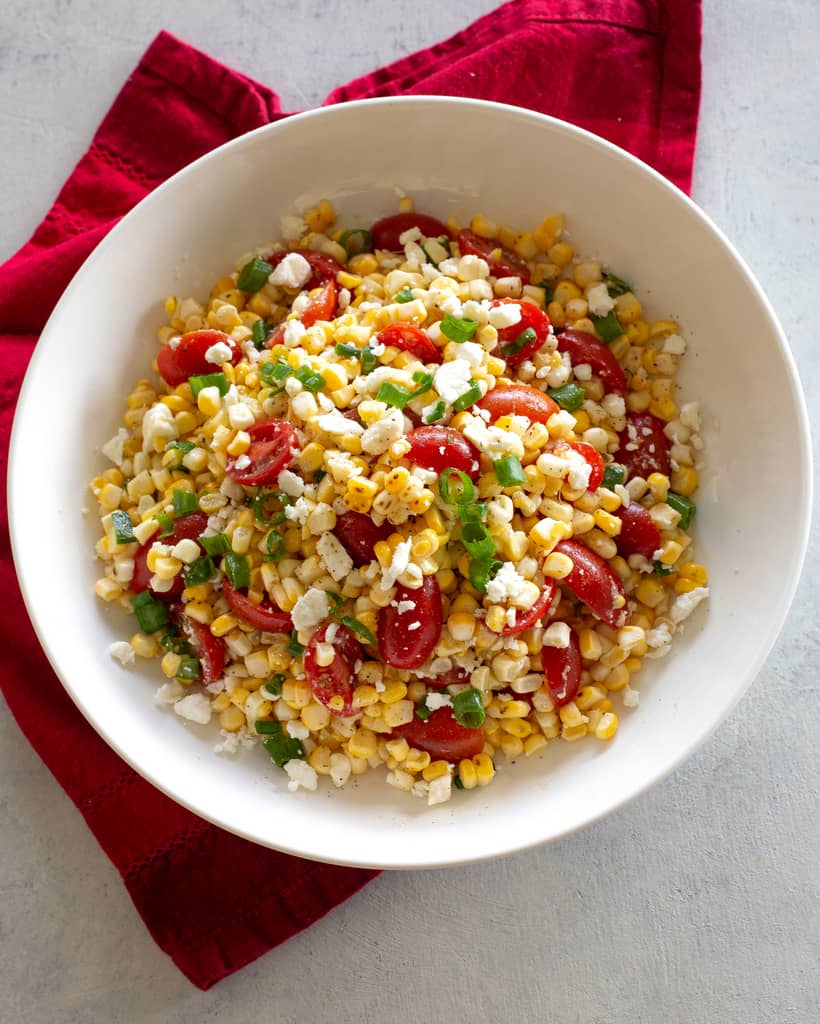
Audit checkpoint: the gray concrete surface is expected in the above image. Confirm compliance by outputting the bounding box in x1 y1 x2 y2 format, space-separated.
1 1 818 1021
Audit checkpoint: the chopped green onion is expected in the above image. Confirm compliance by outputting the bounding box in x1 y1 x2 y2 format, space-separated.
237 256 273 293
160 631 192 656
264 530 285 562
224 553 250 590
376 381 412 409
293 365 326 393
604 271 632 297
184 555 215 587
410 371 435 397
439 468 476 506
172 489 198 516
167 440 196 456
260 360 292 387
154 513 174 537
493 454 526 487
314 469 327 482
453 776 465 790
602 464 626 489
325 591 345 615
415 701 433 721
593 311 623 343
547 382 585 411
653 560 676 577
335 342 360 358
189 372 229 398
452 380 483 412
340 616 376 645
360 347 378 375
339 228 373 257
198 533 231 557
250 492 286 524
500 326 537 359
177 657 201 681
535 280 554 303
251 319 268 348
460 522 496 561
131 591 170 634
440 315 478 343
264 673 286 698
285 632 305 657
254 720 282 735
421 236 451 266
261 721 305 767
111 510 135 545
423 400 446 423
458 502 488 525
666 492 696 531
394 286 415 303
468 557 502 593
452 687 486 729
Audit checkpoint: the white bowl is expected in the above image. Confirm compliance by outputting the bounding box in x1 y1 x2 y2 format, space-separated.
9 98 811 869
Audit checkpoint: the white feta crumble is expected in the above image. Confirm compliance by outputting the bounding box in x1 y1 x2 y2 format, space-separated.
488 302 523 330
361 407 404 455
381 537 412 590
434 357 474 405
669 586 709 625
101 427 129 467
204 340 234 365
154 681 185 705
645 622 673 659
108 641 135 667
622 685 640 708
486 562 529 604
141 402 177 453
283 496 311 525
663 333 687 355
290 587 330 631
286 720 310 741
425 692 453 711
283 319 307 347
316 409 364 436
214 727 254 755
587 282 616 317
269 251 312 289
399 226 422 245
427 772 453 807
396 599 415 614
564 448 593 491
277 469 305 497
457 254 491 281
284 759 318 792
458 340 485 367
233 454 251 470
680 401 702 432
316 532 354 582
173 693 212 725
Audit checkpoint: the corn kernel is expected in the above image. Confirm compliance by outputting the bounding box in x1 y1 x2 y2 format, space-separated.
671 466 699 497
595 712 619 739
679 562 708 586
220 705 246 732
423 760 451 782
593 508 622 537
458 759 478 789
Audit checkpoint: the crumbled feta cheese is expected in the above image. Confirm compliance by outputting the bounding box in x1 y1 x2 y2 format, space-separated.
101 427 129 467
427 772 452 806
269 252 312 289
601 393 626 420
361 407 404 455
286 720 310 741
325 451 364 483
109 641 135 667
316 410 364 436
290 587 330 631
174 693 212 725
564 448 592 491
486 562 529 604
587 282 615 317
285 759 318 792
316 532 354 582
622 685 640 707
425 692 453 711
284 496 311 525
457 254 491 281
645 622 673 658
542 622 571 648
233 454 251 470
663 333 687 355
669 586 709 624
396 599 415 614
204 340 234 365
488 303 522 330
381 537 412 591
283 319 307 347
141 403 177 453
399 226 422 245
680 401 702 432
154 681 185 705
458 341 485 367
277 469 305 497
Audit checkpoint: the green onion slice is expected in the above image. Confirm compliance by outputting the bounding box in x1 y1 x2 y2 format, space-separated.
184 555 215 587
500 326 537 359
410 371 435 397
340 616 376 645
340 228 373 257
535 280 554 303
237 256 273 293
360 347 378 375
264 530 285 562
293 365 326 393
325 591 345 616
394 286 415 303
260 360 292 388
376 381 412 409
547 382 585 411
154 513 175 537
602 464 626 489
440 315 478 343
224 553 250 590
458 502 488 525
285 631 305 657
177 657 201 681
167 440 196 456
264 673 286 698
111 510 135 545
160 631 192 656
251 319 268 348
452 687 486 729
250 492 287 524
593 311 623 343
198 533 231 557
604 271 633 297
653 560 676 577
453 776 465 790
131 591 170 633
335 342 361 358
423 400 446 423
452 380 483 413
415 701 433 721
261 721 305 767
666 492 696 531
461 522 496 561
493 454 526 487
172 489 198 516
189 372 229 398
468 557 502 593
439 468 476 506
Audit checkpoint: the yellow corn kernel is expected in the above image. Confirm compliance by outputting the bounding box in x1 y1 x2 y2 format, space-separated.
470 213 498 238
593 508 622 538
522 421 550 451
542 551 573 579
528 517 570 553
499 734 524 759
561 723 588 742
485 605 507 633
501 718 532 739
347 727 377 760
282 679 312 709
595 712 619 739
184 602 212 625
98 483 123 512
220 704 246 732
614 292 641 325
636 577 666 608
308 746 332 776
657 540 683 566
380 681 408 705
129 633 158 658
646 472 670 503
353 684 380 708
553 280 582 305
679 562 708 586
532 213 563 251
384 467 410 494
210 692 230 713
457 759 478 790
576 627 602 662
422 760 451 783
605 664 630 692
671 466 699 497
210 613 239 637
447 611 475 642
674 578 698 594
404 748 431 772
469 753 494 785
649 397 678 422
548 241 573 267
301 702 331 732
571 409 591 433
576 685 608 711
344 476 378 513
348 253 378 275
649 319 679 338
609 334 631 362
160 651 181 678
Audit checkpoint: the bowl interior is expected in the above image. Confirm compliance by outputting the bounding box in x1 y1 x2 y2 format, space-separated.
9 98 811 868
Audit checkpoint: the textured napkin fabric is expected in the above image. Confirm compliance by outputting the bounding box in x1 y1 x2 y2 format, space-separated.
0 0 701 989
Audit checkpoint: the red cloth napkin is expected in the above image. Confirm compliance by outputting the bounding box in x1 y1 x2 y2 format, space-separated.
0 0 701 990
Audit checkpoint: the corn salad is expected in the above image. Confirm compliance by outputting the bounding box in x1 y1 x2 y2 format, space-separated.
93 199 708 807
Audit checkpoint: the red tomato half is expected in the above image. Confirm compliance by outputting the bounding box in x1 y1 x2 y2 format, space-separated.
415 666 470 690
551 440 604 492
378 575 443 670
222 579 293 633
397 707 485 762
304 622 361 717
131 511 209 598
301 279 337 327
491 299 550 365
225 419 299 487
268 249 343 288
616 412 672 480
614 502 662 560
457 229 531 284
489 579 557 636
333 512 393 567
554 539 629 629
370 213 451 252
375 323 442 364
541 626 582 708
171 606 227 685
477 384 559 424
157 330 242 388
556 329 627 395
406 425 481 481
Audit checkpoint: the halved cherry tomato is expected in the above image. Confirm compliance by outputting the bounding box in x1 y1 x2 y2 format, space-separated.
489 579 557 636
157 329 241 388
616 412 671 479
541 626 582 708
370 213 451 252
491 299 550 364
415 666 470 689
378 575 443 669
375 323 441 364
333 512 393 567
457 229 531 284
131 511 209 598
406 425 481 481
301 279 337 328
222 578 292 633
614 502 662 560
551 439 604 492
225 419 299 487
555 329 627 394
477 383 559 424
171 606 227 685
304 622 360 717
554 539 629 628
268 249 343 288
396 707 485 762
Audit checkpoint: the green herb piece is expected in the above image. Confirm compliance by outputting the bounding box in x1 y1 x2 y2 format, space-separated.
468 557 502 593
339 228 373 257
293 365 326 393
423 400 446 423
439 468 476 506
460 521 496 561
250 492 287 524
325 591 345 616
410 371 435 397
452 687 486 729
237 256 273 293
453 776 465 790
264 673 286 698
154 513 175 537
535 280 554 303
547 382 585 411
131 591 170 634
339 616 376 645
198 533 231 557
184 555 215 587
360 347 378 375
458 502 488 525
653 560 676 577
604 271 632 297
252 319 268 348
111 510 135 545
666 492 696 531
260 360 292 388
254 720 282 735
602 464 626 489
335 342 360 358
376 381 412 409
177 657 201 681
500 326 537 360
167 440 196 456
394 286 415 303
593 311 623 343
285 632 305 657
189 372 229 398
440 315 478 343
160 631 192 656
172 489 198 516
224 553 250 590
261 721 305 767
415 701 433 721
452 380 483 412
314 469 327 482
493 454 526 487
421 235 451 266
264 530 285 562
